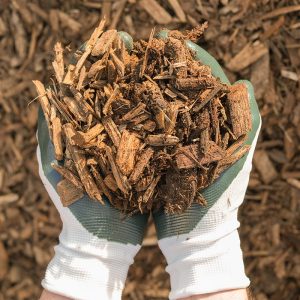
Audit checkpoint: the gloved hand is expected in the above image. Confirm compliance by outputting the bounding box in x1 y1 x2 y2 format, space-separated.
152 32 261 299
37 32 149 300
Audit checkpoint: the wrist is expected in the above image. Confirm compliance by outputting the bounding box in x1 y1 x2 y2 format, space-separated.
178 289 248 300
42 241 140 300
159 229 249 299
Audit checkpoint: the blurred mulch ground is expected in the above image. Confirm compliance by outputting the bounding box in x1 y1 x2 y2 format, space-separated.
0 0 300 299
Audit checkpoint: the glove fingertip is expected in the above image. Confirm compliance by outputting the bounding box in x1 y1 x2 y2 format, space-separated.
118 31 133 52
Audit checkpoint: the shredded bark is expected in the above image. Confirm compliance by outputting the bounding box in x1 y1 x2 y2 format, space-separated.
34 20 252 214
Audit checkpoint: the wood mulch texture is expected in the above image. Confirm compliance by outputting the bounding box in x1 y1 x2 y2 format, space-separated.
0 1 299 299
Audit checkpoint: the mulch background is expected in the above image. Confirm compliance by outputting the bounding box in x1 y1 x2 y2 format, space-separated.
0 0 299 299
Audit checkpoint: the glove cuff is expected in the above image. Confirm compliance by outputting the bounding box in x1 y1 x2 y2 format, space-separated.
42 242 138 300
159 230 249 299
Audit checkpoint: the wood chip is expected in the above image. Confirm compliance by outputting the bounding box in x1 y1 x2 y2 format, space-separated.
176 141 226 169
227 83 252 138
116 130 141 176
139 0 172 24
57 179 84 206
227 42 269 72
253 150 278 184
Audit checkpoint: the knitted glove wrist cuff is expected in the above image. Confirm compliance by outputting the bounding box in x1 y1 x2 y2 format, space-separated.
160 230 250 300
42 243 133 300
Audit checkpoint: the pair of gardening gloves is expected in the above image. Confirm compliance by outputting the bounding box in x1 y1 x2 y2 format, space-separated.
37 31 261 300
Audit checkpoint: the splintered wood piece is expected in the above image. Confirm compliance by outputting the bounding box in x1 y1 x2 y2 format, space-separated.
216 145 251 175
105 145 130 195
143 80 169 110
143 120 156 132
69 86 94 115
165 102 179 134
63 97 87 122
116 130 141 176
72 124 104 146
91 29 118 56
198 108 210 151
32 80 51 122
135 172 154 192
221 132 230 150
52 42 64 83
102 116 121 147
64 125 103 203
63 64 75 85
167 0 186 22
90 165 113 203
103 85 120 115
63 123 78 146
210 98 221 144
139 0 172 24
121 102 147 121
227 83 252 138
175 77 215 90
225 134 247 156
57 179 84 207
140 28 155 78
138 175 161 209
130 113 149 125
70 144 103 203
155 110 165 129
219 145 250 167
47 89 74 125
74 48 91 77
146 134 179 146
104 173 119 192
165 37 187 78
77 66 87 90
107 60 117 83
129 147 154 184
51 163 84 190
87 59 106 78
192 85 223 113
110 50 125 76
253 150 278 184
176 141 226 169
86 18 106 48
52 117 63 161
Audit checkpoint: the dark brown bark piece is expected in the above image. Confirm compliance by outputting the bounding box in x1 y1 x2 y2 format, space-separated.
129 147 154 184
175 77 215 91
105 145 130 195
145 134 179 146
143 80 169 110
90 165 113 203
102 116 121 147
227 83 252 138
51 163 84 190
165 37 187 78
121 102 147 122
57 179 84 207
64 124 103 203
104 173 119 192
176 141 226 169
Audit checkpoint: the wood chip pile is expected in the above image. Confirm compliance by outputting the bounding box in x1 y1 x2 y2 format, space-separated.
33 20 252 214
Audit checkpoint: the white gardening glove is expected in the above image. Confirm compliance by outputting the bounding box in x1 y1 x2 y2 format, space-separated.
37 32 149 300
153 37 261 300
